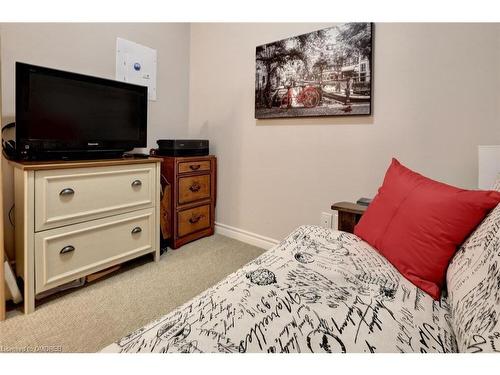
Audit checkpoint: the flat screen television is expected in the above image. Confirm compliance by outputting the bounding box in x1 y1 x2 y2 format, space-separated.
15 62 147 160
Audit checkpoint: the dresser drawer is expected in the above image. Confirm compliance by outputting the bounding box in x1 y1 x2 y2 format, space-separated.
178 174 211 204
35 163 156 231
177 204 211 237
178 160 211 174
35 208 155 293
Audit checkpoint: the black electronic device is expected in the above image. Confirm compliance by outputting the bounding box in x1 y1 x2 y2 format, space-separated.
2 122 17 159
356 197 373 206
15 62 148 160
155 139 209 157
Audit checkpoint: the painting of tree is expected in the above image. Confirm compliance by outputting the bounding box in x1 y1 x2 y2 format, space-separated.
255 23 373 119
256 41 306 108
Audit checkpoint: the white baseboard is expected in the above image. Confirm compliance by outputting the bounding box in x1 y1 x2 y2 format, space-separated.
215 222 279 250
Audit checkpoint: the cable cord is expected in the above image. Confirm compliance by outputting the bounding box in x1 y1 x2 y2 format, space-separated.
8 204 15 227
2 122 16 159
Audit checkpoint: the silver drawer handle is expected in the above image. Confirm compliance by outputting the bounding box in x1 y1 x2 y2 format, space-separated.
60 245 75 254
59 188 75 196
131 180 142 187
131 227 142 234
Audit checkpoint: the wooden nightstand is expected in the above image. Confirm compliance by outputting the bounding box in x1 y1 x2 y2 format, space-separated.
156 155 216 249
331 201 368 234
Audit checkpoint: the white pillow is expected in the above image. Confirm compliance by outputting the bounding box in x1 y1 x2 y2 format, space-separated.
493 173 500 191
446 168 500 353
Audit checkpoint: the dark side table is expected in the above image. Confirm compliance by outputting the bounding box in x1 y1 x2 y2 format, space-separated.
331 202 368 234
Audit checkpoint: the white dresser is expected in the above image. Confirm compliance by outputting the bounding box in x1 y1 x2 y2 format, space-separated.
11 158 162 313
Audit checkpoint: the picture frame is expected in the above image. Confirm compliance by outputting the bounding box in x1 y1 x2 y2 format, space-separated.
255 23 373 119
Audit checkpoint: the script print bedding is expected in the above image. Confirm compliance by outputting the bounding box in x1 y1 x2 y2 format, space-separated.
446 204 500 352
102 225 457 353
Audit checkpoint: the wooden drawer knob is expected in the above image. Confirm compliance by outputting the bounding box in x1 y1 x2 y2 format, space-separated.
189 164 201 171
189 182 201 192
189 215 203 224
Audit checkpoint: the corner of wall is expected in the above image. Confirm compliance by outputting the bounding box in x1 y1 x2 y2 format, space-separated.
187 22 194 137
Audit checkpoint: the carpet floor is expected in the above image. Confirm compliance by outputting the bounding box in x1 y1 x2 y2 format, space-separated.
0 234 265 353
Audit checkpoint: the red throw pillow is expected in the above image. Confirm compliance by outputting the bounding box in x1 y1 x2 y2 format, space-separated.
354 158 500 300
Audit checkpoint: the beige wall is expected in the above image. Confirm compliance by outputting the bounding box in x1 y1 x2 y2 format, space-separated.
1 23 499 251
188 23 500 240
0 23 191 258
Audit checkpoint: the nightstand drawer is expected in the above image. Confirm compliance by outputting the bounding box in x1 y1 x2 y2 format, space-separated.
178 174 211 204
35 208 155 293
35 163 155 231
177 204 210 237
178 160 211 174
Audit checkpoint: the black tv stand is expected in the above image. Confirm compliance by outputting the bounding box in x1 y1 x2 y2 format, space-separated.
123 152 150 159
19 150 128 161
59 151 126 161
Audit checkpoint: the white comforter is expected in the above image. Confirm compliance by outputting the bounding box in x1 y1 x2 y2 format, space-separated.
102 225 457 353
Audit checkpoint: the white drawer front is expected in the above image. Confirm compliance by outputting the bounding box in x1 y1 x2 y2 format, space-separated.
35 208 155 293
35 164 155 231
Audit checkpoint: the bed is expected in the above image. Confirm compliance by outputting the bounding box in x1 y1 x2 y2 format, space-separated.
102 225 457 353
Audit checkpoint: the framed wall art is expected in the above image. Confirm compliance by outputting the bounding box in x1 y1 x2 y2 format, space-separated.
255 23 373 119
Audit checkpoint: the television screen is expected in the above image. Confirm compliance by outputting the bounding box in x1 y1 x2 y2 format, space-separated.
16 62 147 159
